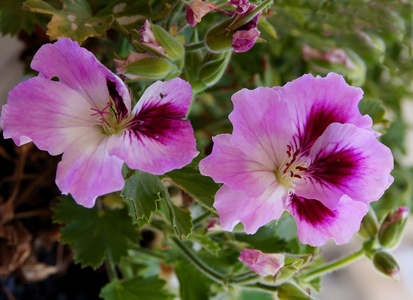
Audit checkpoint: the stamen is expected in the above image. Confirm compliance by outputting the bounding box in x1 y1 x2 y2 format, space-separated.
90 102 114 123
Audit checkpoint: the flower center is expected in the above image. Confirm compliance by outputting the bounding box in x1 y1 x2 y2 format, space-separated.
275 145 309 189
90 98 131 135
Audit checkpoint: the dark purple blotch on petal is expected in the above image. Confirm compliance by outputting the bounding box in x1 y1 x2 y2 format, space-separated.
291 194 335 225
299 104 346 152
308 145 363 189
127 95 188 143
106 79 129 121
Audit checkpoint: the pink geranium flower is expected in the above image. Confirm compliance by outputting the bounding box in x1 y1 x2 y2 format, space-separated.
1 38 198 208
199 73 394 246
239 249 285 277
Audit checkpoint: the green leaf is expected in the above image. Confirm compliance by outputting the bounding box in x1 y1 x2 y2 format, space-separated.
53 196 139 269
162 155 219 211
165 196 193 237
121 170 165 222
0 0 46 35
358 98 387 125
258 18 277 40
191 234 220 256
175 260 211 300
100 276 174 300
24 0 112 44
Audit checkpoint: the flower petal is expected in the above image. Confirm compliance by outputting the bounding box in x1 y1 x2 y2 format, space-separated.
199 134 275 198
30 38 131 112
276 73 373 152
214 184 287 234
239 249 285 277
286 194 369 246
56 133 125 208
108 78 198 174
295 123 394 209
229 87 293 173
1 77 95 155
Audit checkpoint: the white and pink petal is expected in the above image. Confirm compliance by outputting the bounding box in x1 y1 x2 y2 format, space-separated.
229 87 294 168
214 184 287 234
31 38 131 112
56 132 125 208
1 77 95 155
199 134 275 198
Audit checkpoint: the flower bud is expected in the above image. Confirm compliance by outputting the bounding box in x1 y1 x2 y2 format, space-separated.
185 0 217 27
277 282 315 300
138 20 185 62
238 249 285 278
116 52 173 80
232 28 260 53
372 251 400 281
358 207 379 238
378 206 409 249
199 51 232 87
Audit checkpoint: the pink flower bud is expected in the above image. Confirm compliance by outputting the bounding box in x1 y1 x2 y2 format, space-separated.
139 20 167 56
238 249 285 277
232 28 260 53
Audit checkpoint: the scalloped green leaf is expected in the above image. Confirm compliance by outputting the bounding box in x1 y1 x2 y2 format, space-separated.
23 0 112 44
100 276 174 300
53 196 139 269
121 170 165 223
162 155 219 211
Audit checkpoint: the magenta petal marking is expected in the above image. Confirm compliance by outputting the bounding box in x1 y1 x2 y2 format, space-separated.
296 123 394 208
108 78 199 174
286 194 369 246
276 73 372 152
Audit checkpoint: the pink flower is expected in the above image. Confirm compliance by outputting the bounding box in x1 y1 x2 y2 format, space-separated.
185 0 218 27
232 28 260 53
139 20 167 56
239 249 285 277
1 38 198 208
230 0 251 14
199 73 394 246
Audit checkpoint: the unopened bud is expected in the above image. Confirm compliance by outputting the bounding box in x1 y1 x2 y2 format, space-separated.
123 56 173 80
372 251 400 281
277 282 315 300
238 249 285 278
138 20 184 62
199 51 232 87
378 206 409 249
358 207 379 238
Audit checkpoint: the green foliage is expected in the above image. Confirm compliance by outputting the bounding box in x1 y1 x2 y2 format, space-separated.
0 0 47 35
122 170 193 237
53 196 140 269
100 276 174 300
24 0 112 44
175 259 211 300
162 155 219 211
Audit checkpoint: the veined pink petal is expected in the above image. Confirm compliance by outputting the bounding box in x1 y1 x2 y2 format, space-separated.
286 194 369 246
214 184 287 234
199 134 275 198
295 123 394 209
1 77 95 155
56 132 125 208
239 249 285 277
31 38 131 112
276 73 373 152
108 78 198 174
229 87 293 168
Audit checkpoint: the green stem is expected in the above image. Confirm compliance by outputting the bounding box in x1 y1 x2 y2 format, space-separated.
172 236 226 284
105 257 118 281
193 211 212 227
131 245 168 260
300 249 364 282
185 42 206 52
242 282 279 292
229 271 260 284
